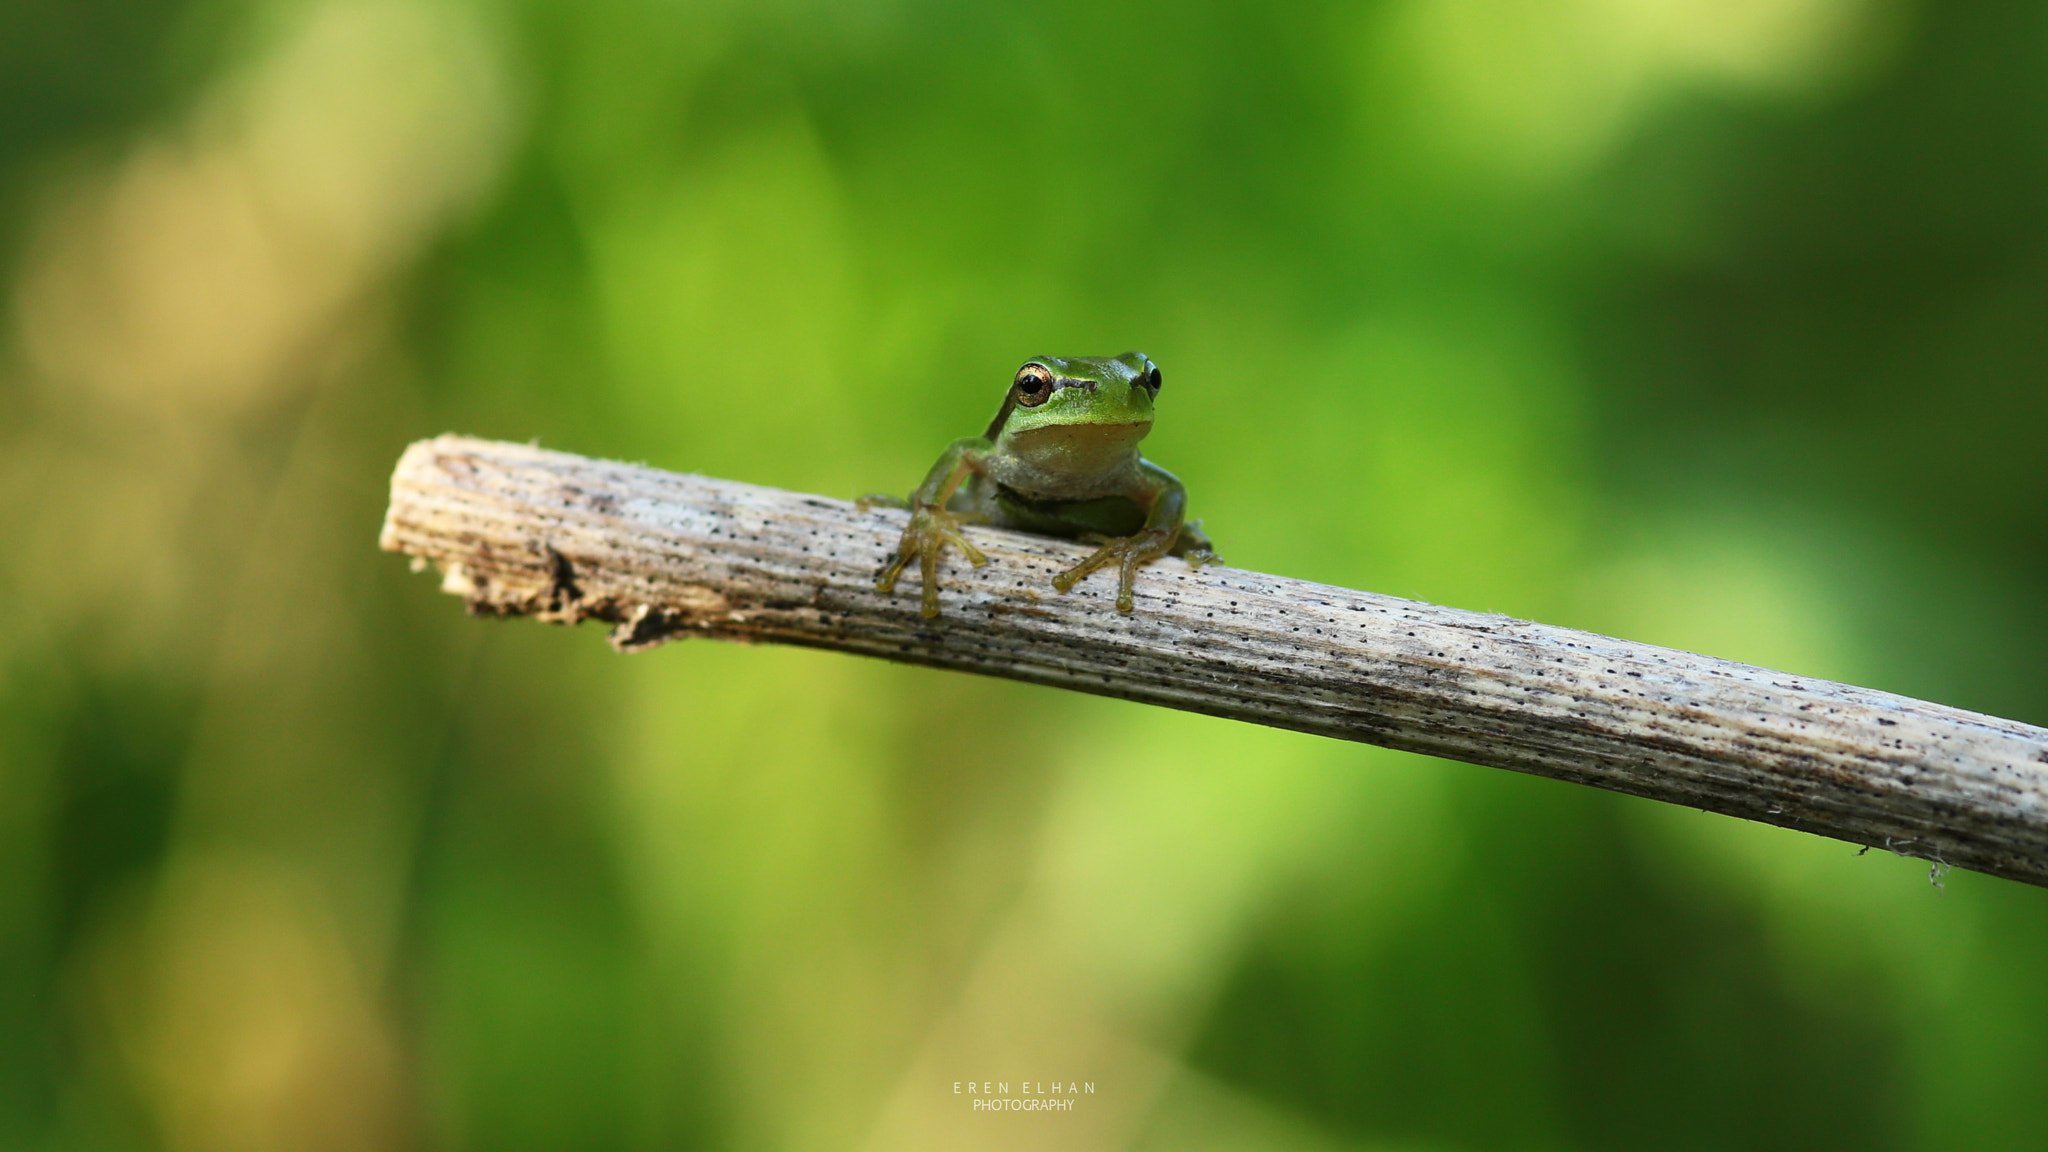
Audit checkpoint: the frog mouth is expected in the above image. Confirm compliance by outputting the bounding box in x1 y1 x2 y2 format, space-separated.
1009 420 1149 445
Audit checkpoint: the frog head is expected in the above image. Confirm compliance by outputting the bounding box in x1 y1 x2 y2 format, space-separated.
984 352 1161 471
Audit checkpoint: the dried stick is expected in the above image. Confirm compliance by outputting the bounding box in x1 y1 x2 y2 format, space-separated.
380 436 2048 888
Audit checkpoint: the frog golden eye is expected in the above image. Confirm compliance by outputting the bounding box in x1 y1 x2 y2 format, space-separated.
1015 364 1055 407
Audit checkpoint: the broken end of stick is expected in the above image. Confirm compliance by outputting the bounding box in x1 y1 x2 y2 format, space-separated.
381 435 741 652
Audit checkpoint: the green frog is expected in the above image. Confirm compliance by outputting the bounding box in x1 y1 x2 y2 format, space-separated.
864 353 1218 617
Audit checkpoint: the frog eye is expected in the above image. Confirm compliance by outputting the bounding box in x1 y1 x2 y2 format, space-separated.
1015 363 1056 407
1144 365 1162 394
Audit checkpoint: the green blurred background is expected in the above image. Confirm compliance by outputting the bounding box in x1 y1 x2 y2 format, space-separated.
3 0 2046 1148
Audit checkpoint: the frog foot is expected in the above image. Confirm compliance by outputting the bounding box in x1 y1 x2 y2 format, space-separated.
855 493 910 511
1051 527 1178 613
876 505 989 618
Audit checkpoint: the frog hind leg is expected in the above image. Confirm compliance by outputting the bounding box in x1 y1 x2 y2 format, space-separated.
1170 518 1223 568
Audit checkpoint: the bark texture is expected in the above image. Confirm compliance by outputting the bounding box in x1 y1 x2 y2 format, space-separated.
380 435 2048 887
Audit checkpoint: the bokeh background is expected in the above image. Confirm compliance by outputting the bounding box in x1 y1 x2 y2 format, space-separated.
4 0 2047 1148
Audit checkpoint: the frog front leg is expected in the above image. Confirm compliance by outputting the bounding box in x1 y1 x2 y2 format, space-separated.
875 437 993 618
1051 462 1209 613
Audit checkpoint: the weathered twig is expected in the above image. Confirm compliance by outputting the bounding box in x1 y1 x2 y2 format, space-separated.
380 435 2048 888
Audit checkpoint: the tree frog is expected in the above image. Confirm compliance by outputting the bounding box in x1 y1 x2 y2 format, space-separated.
865 352 1218 617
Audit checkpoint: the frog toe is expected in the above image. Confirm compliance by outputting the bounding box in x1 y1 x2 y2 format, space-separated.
938 523 989 568
1051 543 1116 593
918 542 943 618
1115 549 1154 613
876 540 916 594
